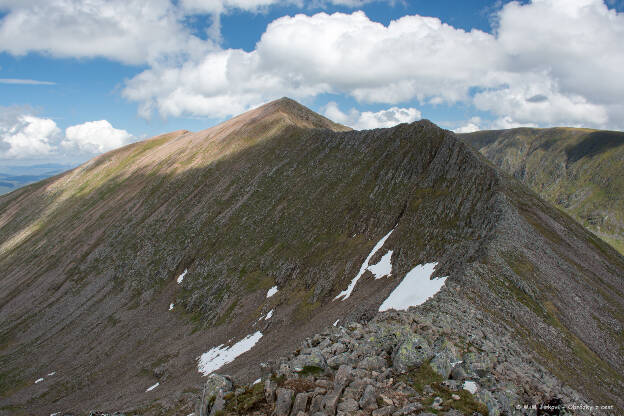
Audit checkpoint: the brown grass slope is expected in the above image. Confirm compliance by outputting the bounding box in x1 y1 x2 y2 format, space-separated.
0 99 622 414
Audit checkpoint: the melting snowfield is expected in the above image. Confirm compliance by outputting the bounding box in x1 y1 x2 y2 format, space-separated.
198 331 263 376
177 269 188 284
379 262 447 311
335 229 394 300
146 382 160 392
266 286 279 298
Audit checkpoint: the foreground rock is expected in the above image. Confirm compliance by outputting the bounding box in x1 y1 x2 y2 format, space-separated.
195 306 592 416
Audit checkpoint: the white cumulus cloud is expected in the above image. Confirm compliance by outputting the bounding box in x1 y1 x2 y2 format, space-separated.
62 120 134 153
122 1 624 130
453 117 482 134
0 110 59 158
0 0 213 65
0 107 134 161
324 102 421 130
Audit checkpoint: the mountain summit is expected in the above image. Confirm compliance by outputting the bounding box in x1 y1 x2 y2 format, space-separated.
0 99 622 414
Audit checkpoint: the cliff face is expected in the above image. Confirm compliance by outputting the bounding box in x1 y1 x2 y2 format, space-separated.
459 127 624 255
0 100 622 415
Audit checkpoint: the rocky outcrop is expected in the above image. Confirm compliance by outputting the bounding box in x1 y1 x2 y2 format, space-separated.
198 307 592 416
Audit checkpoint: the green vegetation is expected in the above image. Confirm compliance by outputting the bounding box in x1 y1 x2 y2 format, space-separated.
397 362 488 415
460 127 624 256
224 382 267 414
298 365 324 377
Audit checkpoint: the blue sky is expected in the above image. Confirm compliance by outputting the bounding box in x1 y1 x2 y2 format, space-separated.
1 0 624 167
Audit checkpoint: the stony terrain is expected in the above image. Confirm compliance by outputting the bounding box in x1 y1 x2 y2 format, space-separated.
0 99 622 415
459 128 624 255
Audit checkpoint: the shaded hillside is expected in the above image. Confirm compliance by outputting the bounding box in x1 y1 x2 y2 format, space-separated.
0 99 622 415
459 127 624 254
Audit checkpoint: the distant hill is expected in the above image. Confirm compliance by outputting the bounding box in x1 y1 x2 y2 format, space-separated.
459 127 624 255
0 164 72 195
1 99 622 414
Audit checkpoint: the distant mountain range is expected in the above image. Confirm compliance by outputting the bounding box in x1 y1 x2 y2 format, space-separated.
0 164 73 195
1 99 622 415
459 127 624 255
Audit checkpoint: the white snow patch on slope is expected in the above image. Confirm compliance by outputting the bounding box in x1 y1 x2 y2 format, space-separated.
335 229 394 300
463 380 478 394
253 378 261 385
48 372 56 376
146 382 160 392
169 303 174 311
266 286 278 298
177 269 188 284
265 310 273 320
198 331 263 376
35 378 44 383
368 250 393 279
379 262 447 311
333 319 340 326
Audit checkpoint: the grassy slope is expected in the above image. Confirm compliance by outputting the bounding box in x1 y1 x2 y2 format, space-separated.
459 127 624 254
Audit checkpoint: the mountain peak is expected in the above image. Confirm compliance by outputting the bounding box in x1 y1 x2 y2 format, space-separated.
230 97 351 133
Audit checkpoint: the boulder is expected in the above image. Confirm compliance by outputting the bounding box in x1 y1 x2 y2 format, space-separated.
273 388 295 416
392 335 434 373
359 385 378 411
290 393 309 416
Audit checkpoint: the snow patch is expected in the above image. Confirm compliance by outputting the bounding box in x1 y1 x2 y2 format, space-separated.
266 286 278 298
335 229 394 301
379 262 447 311
451 360 463 367
146 382 160 392
35 378 44 383
463 380 478 394
169 303 174 311
198 331 263 376
177 269 188 284
253 378 261 385
333 319 340 326
48 372 56 376
368 250 393 279
265 310 273 320
50 413 60 416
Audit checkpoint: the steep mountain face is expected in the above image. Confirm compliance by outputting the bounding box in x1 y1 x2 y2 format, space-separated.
0 99 622 415
459 127 624 255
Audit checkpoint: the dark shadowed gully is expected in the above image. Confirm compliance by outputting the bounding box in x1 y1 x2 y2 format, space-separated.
1 98 622 415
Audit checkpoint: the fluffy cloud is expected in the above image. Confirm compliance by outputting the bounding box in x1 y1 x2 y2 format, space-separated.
123 10 501 118
453 117 482 134
0 113 59 158
123 0 624 129
0 108 133 160
3 0 624 130
324 102 421 130
62 120 133 153
0 0 212 65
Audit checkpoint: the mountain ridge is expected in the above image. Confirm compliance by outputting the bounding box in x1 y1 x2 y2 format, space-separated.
459 126 624 255
0 99 622 415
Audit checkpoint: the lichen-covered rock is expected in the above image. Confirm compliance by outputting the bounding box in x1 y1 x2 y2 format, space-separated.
203 374 233 400
273 388 294 416
337 398 359 412
292 347 328 371
357 356 386 372
290 392 309 416
334 365 353 391
392 334 434 373
429 341 459 378
359 384 378 411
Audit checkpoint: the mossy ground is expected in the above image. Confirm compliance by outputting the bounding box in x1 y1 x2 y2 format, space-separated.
397 362 489 415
